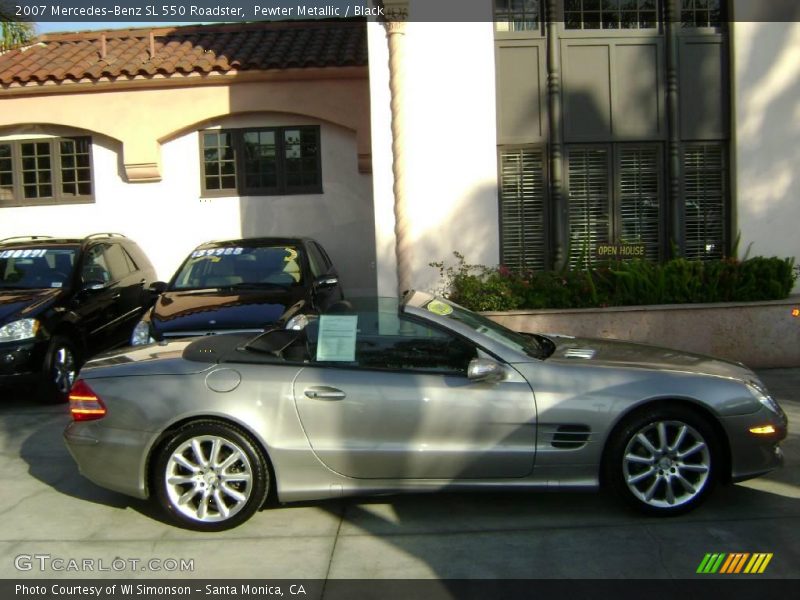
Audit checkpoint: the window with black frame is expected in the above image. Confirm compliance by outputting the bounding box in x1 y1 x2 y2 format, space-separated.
0 136 93 206
494 0 543 33
564 0 660 30
200 126 322 197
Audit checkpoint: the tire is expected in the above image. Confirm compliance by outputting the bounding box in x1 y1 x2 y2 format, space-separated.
39 335 80 404
153 421 270 531
604 405 720 516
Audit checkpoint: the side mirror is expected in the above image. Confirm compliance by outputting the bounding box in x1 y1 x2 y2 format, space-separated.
467 358 506 383
81 280 106 291
147 281 168 295
314 275 339 290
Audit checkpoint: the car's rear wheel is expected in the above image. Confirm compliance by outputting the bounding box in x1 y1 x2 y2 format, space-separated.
605 406 719 515
39 335 79 404
154 421 269 531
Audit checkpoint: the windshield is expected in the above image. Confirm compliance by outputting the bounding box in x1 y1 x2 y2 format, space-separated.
423 298 547 360
0 246 77 289
171 245 304 291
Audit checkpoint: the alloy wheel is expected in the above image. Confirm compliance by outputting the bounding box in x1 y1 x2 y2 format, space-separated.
164 434 255 523
622 419 711 509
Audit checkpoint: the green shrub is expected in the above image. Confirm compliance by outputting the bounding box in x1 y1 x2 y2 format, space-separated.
429 252 796 311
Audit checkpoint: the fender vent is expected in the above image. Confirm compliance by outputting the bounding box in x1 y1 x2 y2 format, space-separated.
552 425 591 449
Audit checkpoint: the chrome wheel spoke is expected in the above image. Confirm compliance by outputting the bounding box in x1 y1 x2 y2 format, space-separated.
219 450 243 471
675 473 696 494
209 438 222 469
625 452 654 465
178 487 200 506
221 472 251 483
664 478 676 505
167 475 194 486
643 477 660 502
197 491 211 519
220 483 247 503
635 433 658 455
677 441 706 460
213 490 230 519
678 463 708 474
656 422 668 452
191 440 208 467
627 467 657 485
172 454 200 473
669 425 688 452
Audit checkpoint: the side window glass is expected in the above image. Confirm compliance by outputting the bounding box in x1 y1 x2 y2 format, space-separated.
121 246 139 272
315 242 333 269
308 308 476 375
307 243 326 277
81 245 112 284
104 244 133 281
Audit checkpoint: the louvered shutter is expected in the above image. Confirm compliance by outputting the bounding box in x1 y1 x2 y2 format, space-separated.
499 147 547 271
568 147 610 268
684 143 726 260
618 146 661 261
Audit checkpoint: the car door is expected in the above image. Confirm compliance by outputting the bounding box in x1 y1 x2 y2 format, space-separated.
103 242 148 343
292 306 537 480
72 243 123 354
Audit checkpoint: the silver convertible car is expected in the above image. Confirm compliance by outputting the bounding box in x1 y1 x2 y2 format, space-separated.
64 292 787 530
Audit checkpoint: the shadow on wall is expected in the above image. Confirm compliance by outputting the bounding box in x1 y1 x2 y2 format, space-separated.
405 182 501 294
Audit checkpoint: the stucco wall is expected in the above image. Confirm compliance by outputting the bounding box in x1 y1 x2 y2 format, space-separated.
732 20 800 290
368 11 500 295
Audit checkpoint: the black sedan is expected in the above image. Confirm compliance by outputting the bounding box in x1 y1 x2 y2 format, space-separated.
131 237 343 346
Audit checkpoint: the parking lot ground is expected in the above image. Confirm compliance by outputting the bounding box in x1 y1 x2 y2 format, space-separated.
0 369 798 580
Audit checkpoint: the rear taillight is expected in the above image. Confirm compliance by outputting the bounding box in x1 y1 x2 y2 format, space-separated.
69 379 107 421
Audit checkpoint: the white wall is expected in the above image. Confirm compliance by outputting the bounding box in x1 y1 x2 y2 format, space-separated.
732 21 800 289
0 128 241 281
0 116 376 294
368 9 500 296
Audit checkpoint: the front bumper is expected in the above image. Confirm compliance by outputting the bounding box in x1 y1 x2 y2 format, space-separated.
0 339 46 387
723 405 788 483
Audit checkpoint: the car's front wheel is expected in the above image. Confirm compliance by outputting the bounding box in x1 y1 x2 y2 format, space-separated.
39 335 79 403
154 421 270 531
605 406 720 515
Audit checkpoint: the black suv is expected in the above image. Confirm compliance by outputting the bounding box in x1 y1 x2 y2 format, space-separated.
0 234 158 402
131 237 343 345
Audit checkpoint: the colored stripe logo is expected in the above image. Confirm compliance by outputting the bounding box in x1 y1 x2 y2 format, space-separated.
697 553 773 574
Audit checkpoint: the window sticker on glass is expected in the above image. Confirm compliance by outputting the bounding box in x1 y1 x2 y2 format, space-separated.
427 299 454 316
284 247 298 261
1 249 48 259
51 282 63 288
191 248 244 258
316 315 358 362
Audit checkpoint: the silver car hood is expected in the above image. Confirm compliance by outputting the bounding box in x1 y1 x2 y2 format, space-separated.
544 335 754 381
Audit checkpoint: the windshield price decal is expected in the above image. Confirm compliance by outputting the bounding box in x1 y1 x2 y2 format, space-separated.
191 248 244 258
0 249 48 258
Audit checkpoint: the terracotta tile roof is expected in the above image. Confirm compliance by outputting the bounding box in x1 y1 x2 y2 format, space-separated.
0 20 368 86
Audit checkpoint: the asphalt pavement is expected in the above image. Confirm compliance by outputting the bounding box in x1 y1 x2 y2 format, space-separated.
0 369 798 580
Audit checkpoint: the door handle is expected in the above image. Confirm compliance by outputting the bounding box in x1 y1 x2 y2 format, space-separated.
304 386 346 400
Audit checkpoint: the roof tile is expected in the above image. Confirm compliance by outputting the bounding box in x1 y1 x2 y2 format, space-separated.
0 20 367 86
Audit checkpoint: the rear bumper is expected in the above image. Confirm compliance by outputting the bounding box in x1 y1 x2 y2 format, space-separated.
64 421 153 500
